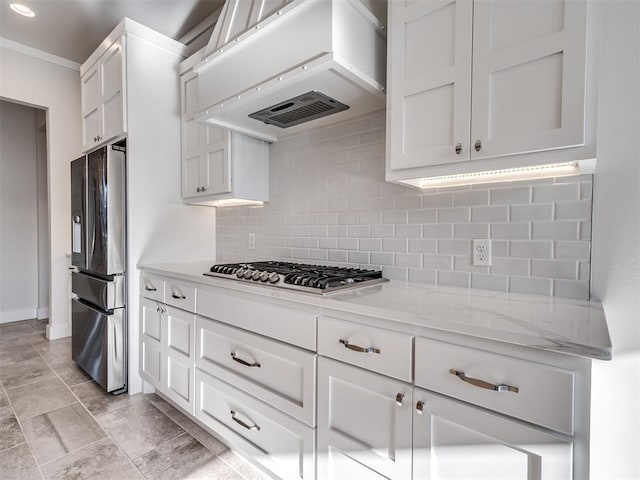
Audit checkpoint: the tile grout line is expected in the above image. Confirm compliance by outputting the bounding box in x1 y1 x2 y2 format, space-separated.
28 337 145 477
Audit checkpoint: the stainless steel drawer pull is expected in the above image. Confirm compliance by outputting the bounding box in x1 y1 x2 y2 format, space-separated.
416 401 425 414
339 339 380 354
145 285 157 292
455 143 462 154
230 352 261 368
449 369 519 394
230 410 260 431
395 393 405 407
171 292 186 300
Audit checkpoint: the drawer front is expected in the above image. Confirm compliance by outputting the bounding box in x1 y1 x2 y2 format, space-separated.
195 369 315 480
140 273 164 302
164 279 197 312
318 316 413 381
197 287 316 350
196 317 316 426
415 337 575 435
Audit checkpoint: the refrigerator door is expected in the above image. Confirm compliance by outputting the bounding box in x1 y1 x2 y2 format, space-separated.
72 298 125 392
71 156 87 270
86 145 126 276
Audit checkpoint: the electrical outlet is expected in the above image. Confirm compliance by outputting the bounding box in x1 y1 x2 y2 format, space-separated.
472 239 491 266
248 233 256 250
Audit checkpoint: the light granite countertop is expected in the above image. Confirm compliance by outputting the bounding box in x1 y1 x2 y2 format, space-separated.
138 261 612 361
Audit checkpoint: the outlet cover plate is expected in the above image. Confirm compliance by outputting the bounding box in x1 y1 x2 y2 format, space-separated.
472 239 491 266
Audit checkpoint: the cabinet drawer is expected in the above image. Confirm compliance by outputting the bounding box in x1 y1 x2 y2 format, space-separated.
195 369 315 480
415 337 574 435
140 273 164 302
196 317 316 426
164 279 196 312
198 287 316 350
318 316 413 382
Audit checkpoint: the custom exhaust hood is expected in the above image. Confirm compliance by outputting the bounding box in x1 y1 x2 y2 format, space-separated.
193 0 387 142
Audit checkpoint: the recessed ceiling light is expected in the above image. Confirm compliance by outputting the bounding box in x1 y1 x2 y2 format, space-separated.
10 3 36 17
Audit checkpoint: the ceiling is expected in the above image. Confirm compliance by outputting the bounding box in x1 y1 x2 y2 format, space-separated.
0 0 225 64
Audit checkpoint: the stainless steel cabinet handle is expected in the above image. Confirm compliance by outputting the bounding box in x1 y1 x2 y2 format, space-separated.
230 410 260 431
449 369 519 394
474 140 482 151
145 285 157 292
416 401 425 414
196 187 201 193
230 352 261 368
455 143 462 154
395 393 405 407
171 292 186 300
201 186 207 192
339 339 380 354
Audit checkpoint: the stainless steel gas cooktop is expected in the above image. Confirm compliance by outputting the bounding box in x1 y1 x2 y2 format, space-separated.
204 261 388 294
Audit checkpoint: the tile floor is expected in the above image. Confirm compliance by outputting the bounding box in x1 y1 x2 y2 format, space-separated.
0 319 268 480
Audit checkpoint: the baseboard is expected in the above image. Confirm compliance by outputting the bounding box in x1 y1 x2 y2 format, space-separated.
46 321 71 340
0 308 37 324
37 307 49 319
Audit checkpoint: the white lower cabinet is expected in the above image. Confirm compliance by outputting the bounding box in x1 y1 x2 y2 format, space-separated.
317 357 413 480
195 368 315 480
139 296 195 414
413 388 573 479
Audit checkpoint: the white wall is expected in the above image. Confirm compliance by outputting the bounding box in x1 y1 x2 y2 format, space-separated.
589 1 640 478
0 101 38 322
0 44 81 338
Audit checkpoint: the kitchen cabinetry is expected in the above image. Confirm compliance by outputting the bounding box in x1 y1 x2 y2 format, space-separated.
180 69 270 205
386 0 592 183
81 37 126 152
317 357 412 480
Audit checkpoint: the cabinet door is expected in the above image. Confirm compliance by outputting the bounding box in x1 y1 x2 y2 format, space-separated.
317 357 412 480
470 0 587 159
100 37 127 143
413 388 572 479
140 298 163 390
202 125 231 195
81 65 101 151
387 0 473 171
163 306 195 414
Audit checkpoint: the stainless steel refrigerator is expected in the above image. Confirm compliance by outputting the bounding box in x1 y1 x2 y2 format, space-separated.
71 143 127 393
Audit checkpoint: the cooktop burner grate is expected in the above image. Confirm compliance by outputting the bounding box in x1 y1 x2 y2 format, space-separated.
204 261 387 294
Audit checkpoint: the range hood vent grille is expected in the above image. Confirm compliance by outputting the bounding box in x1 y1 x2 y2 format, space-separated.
248 91 349 128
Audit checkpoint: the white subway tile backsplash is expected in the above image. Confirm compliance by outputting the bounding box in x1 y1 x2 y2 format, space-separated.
217 111 592 299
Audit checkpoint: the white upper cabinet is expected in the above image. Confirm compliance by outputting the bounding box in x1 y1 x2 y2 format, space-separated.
180 70 269 205
81 37 127 152
387 0 591 182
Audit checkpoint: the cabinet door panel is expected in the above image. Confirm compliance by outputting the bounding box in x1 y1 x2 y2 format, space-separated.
166 307 194 358
203 127 231 195
163 306 195 413
471 0 587 159
81 67 100 150
166 355 192 412
100 38 126 141
140 298 163 389
182 153 202 198
317 357 412 480
387 0 473 170
413 388 572 479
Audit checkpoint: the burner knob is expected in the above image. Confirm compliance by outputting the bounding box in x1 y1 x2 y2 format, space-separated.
252 270 262 280
243 269 254 279
236 268 245 278
268 272 280 284
259 271 271 282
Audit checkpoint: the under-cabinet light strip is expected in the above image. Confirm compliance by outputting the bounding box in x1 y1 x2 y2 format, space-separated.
212 199 265 207
418 162 582 189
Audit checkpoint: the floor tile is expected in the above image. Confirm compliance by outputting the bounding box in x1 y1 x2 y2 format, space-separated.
6 377 75 420
133 432 228 479
0 388 9 408
71 380 142 417
0 344 40 367
0 443 41 480
218 449 269 480
164 406 229 455
41 437 143 480
32 338 71 364
0 356 56 389
98 399 185 459
22 402 107 464
0 407 26 452
48 360 91 387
